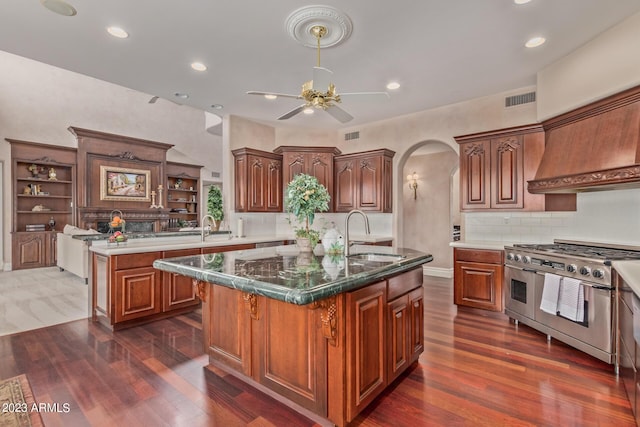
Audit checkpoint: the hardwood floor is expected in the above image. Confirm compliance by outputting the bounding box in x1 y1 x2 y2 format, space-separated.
0 276 633 426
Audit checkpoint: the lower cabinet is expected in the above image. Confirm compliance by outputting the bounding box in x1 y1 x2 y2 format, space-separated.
201 265 425 427
454 248 504 312
616 272 640 424
92 243 257 330
12 231 56 270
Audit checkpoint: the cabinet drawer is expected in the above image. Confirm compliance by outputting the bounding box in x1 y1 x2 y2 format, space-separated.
114 251 162 270
387 267 423 301
163 248 201 258
454 248 503 264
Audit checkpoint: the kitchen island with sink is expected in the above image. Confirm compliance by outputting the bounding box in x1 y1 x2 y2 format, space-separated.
153 245 432 427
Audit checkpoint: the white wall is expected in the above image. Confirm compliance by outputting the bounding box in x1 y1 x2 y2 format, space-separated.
537 11 640 120
0 51 222 268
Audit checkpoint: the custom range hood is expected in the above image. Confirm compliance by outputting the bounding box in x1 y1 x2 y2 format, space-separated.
528 84 640 193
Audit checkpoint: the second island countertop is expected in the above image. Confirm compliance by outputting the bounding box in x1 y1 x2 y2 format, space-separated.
153 244 432 305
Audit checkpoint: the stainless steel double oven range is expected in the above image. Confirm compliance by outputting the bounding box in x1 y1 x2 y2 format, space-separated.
504 240 640 364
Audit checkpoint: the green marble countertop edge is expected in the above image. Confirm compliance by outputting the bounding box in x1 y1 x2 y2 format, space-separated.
153 249 433 305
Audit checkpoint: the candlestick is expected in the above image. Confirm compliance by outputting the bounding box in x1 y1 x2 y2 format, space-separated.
150 190 158 208
156 185 164 209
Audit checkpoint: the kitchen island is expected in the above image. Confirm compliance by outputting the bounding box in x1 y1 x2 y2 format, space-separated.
153 244 432 426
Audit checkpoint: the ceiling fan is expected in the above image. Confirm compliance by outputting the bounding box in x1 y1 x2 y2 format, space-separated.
247 25 389 123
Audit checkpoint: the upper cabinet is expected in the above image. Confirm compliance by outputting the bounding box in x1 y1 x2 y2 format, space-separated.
233 148 282 212
455 124 576 212
334 149 394 213
274 146 341 212
166 161 203 230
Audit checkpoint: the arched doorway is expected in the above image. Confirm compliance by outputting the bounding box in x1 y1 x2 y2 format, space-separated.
395 141 459 277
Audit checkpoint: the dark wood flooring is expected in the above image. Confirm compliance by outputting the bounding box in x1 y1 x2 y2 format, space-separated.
0 277 634 426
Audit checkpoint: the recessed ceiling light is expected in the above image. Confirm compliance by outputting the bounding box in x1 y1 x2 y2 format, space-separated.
174 92 189 99
525 36 546 48
386 81 400 90
191 62 207 71
210 104 224 110
303 107 314 115
107 26 129 39
514 0 532 4
264 94 277 100
40 0 77 16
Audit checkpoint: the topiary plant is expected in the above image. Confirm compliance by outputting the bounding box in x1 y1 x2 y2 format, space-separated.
207 185 224 225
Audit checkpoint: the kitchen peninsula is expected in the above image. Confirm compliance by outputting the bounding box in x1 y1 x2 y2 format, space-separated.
153 244 432 426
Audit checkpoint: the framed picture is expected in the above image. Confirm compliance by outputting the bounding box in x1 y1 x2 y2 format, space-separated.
100 166 151 201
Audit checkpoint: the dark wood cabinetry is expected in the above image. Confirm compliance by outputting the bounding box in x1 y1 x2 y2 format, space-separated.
162 248 201 311
454 248 504 312
615 271 640 425
334 149 394 213
8 139 77 270
455 124 576 212
274 146 341 211
166 161 202 230
232 148 282 212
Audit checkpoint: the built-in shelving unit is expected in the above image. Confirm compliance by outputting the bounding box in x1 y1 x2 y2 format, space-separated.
8 139 77 270
166 161 202 230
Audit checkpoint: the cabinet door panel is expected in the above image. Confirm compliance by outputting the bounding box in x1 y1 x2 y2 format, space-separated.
358 156 382 210
334 159 356 212
387 295 409 383
346 281 387 420
248 155 266 211
460 140 491 209
408 287 424 363
114 267 161 322
491 136 524 209
13 232 47 269
310 153 333 194
454 261 503 311
266 159 282 212
234 155 248 212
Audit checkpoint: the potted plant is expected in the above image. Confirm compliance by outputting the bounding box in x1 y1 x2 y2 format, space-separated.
206 185 224 231
285 174 330 252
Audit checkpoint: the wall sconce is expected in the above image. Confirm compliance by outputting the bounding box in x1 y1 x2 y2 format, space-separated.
407 172 418 200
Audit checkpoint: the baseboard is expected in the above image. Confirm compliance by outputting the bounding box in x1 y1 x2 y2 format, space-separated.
422 266 453 278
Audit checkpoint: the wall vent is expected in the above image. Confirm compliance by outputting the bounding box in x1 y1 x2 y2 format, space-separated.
211 171 220 178
344 131 360 141
505 91 536 107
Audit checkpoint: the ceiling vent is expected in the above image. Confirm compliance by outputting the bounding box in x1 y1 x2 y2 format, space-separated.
505 91 536 108
344 131 360 141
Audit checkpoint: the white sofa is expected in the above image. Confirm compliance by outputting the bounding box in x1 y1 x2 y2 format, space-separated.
56 226 99 283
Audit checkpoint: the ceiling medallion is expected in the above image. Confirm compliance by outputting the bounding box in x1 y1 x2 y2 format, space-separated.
285 5 353 48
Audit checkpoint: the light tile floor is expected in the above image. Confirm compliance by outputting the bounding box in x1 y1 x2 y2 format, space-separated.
0 267 88 336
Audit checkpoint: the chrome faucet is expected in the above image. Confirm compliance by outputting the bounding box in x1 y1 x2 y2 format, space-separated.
344 209 370 257
201 214 216 242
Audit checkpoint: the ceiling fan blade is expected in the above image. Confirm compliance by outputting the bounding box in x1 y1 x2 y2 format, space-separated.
278 105 306 120
247 91 302 100
312 66 333 91
325 105 354 123
339 92 390 100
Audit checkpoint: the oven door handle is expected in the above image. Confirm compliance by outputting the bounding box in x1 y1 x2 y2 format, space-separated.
522 268 540 274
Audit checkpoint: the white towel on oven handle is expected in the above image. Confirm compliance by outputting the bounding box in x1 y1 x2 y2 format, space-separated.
558 277 584 322
540 273 562 315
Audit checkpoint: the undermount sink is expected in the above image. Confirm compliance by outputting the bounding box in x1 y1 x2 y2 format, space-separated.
348 253 406 263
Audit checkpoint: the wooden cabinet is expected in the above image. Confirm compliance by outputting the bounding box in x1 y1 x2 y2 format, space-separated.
616 272 640 424
386 268 424 383
334 149 394 213
162 248 201 311
114 266 161 323
455 124 576 212
7 139 77 270
232 148 282 212
346 280 387 420
274 146 341 211
166 161 202 230
454 248 504 312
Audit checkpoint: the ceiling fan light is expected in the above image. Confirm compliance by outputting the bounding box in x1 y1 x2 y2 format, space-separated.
264 94 277 100
303 107 314 115
525 36 546 48
190 62 207 71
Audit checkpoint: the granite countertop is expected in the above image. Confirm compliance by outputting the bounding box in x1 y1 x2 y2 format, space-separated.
612 260 640 296
153 244 432 305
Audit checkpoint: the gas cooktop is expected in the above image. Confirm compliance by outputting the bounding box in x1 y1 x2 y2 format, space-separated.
511 240 640 261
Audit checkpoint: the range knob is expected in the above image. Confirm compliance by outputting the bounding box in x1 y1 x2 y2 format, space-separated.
566 264 577 273
514 254 523 262
506 253 515 261
592 269 605 279
523 256 531 264
579 266 591 276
